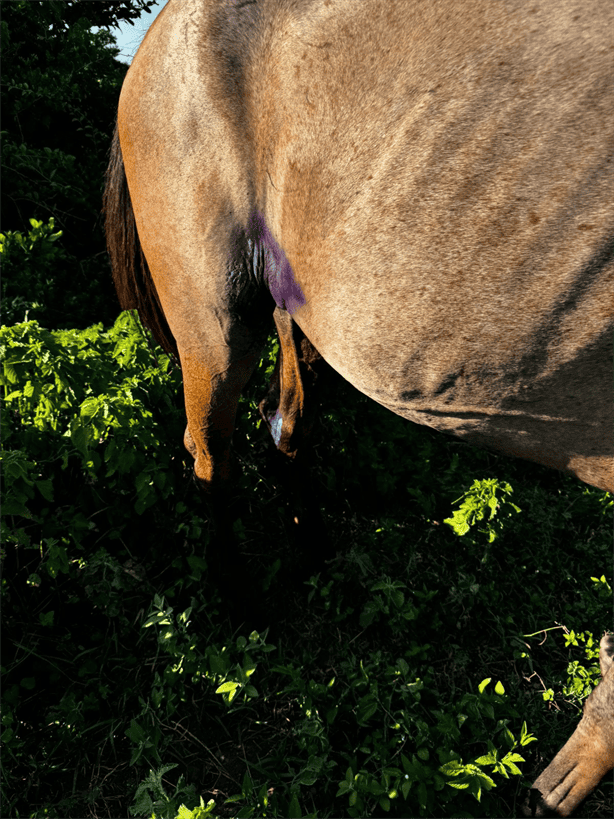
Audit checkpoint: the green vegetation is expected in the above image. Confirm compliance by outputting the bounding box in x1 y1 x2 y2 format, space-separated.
2 313 611 818
1 3 611 818
1 0 156 328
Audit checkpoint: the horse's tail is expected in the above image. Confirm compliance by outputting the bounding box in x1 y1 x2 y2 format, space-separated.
103 125 178 359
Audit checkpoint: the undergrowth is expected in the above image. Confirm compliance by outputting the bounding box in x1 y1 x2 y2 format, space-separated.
1 314 611 818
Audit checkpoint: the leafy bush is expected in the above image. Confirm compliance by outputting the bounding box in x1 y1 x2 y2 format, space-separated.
1 313 611 818
1 0 133 327
1 314 183 555
1 212 117 328
122 596 536 819
1 218 64 326
444 479 521 543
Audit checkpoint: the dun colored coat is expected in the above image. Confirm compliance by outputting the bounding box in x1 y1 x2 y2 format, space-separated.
104 1 614 815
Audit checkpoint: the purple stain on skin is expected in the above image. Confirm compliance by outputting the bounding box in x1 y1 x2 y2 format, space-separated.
248 213 306 314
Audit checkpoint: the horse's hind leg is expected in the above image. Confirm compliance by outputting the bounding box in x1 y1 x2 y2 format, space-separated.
524 633 614 816
260 308 333 573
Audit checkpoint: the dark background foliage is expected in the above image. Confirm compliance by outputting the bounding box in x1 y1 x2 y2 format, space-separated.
1 0 156 328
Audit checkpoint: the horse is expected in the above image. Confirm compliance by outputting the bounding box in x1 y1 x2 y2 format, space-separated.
104 1 613 814
524 633 614 817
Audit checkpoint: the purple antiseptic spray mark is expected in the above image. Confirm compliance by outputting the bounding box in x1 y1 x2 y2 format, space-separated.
248 213 306 314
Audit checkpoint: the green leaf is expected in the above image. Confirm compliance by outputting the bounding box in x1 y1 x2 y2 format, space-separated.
39 610 54 627
70 424 91 455
1 497 33 517
35 478 54 501
417 782 428 810
478 678 492 694
80 396 99 418
287 794 302 819
125 719 145 743
216 681 240 695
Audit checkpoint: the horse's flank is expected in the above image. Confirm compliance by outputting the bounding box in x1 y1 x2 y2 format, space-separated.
105 0 613 492
104 1 613 812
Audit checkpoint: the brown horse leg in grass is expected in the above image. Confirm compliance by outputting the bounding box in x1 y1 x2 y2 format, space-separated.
258 309 331 574
524 633 614 817
188 307 331 615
